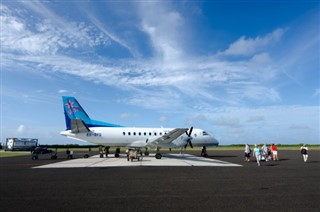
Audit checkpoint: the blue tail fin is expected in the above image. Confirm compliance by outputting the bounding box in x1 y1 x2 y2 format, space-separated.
62 96 123 130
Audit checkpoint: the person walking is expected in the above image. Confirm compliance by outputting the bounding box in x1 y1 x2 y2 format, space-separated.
244 144 251 162
270 144 278 160
253 144 261 166
261 144 269 161
300 144 308 162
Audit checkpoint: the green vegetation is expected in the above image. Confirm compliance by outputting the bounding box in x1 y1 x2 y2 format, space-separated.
0 151 31 157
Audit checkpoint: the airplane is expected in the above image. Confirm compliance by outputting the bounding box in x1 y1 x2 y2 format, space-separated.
60 96 219 159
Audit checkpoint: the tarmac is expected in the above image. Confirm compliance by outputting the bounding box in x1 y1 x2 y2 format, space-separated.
0 150 319 212
33 153 242 168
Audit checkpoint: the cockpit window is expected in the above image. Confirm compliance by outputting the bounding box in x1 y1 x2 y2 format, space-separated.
202 131 209 136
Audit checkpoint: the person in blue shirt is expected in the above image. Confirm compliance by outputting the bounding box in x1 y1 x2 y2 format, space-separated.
253 144 261 166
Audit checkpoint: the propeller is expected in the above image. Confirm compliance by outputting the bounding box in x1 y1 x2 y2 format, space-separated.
185 127 193 148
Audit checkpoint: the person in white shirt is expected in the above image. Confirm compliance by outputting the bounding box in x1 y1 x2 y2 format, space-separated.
244 144 251 162
300 144 308 162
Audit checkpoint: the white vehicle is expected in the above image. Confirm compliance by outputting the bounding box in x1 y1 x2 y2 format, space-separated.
5 138 38 151
60 96 219 159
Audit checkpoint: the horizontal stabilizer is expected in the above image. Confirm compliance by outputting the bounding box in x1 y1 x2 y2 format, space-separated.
71 119 90 133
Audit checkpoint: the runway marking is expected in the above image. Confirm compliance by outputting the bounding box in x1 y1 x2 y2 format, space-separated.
33 154 242 168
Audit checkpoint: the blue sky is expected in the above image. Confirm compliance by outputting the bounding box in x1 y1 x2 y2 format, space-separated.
1 1 319 145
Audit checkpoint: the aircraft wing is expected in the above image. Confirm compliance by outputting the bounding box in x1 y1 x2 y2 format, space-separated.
71 119 91 133
127 128 188 148
149 128 188 145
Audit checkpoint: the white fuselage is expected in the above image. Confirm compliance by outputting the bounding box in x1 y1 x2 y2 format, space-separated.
60 127 219 148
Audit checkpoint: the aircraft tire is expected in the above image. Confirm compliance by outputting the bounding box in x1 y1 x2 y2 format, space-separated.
155 153 162 159
144 151 149 156
32 156 38 160
115 153 120 158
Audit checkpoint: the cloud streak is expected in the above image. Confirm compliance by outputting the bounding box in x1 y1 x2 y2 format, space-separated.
1 2 293 110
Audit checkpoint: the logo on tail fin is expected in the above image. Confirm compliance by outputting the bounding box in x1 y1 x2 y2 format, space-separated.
65 99 79 115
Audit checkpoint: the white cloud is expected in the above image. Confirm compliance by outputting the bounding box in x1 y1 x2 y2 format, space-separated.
17 124 27 134
138 2 186 65
250 52 272 63
220 28 286 56
58 89 68 93
1 2 316 117
1 2 110 56
159 116 169 122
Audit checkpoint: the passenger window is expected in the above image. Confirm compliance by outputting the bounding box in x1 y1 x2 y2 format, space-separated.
160 132 162 136
133 132 136 136
149 132 152 136
139 132 141 136
154 132 157 136
123 132 125 136
128 132 131 136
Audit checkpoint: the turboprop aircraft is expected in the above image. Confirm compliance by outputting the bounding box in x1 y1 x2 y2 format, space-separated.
60 96 219 159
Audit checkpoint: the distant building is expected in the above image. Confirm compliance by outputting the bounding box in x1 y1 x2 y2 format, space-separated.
5 138 38 151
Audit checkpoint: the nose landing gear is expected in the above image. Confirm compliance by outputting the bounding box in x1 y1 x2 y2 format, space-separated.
201 146 208 157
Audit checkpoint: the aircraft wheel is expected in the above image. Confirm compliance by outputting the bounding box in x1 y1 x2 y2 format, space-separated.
155 153 162 159
32 156 38 160
115 153 120 158
203 153 208 157
144 151 149 156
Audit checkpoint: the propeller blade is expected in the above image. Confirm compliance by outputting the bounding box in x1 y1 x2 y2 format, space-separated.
187 127 193 137
185 127 194 149
189 140 193 148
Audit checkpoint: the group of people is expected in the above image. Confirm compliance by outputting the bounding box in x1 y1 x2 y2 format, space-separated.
245 143 279 166
244 143 309 166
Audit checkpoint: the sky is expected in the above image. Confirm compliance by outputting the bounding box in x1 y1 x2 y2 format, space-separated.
1 0 319 146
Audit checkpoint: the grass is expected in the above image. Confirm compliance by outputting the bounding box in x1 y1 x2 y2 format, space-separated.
0 151 31 157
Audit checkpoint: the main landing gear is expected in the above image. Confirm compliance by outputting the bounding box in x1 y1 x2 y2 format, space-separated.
115 148 120 158
155 147 162 159
144 148 149 156
201 146 208 157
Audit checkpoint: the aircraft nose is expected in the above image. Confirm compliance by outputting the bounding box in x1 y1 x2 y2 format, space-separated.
211 137 219 146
